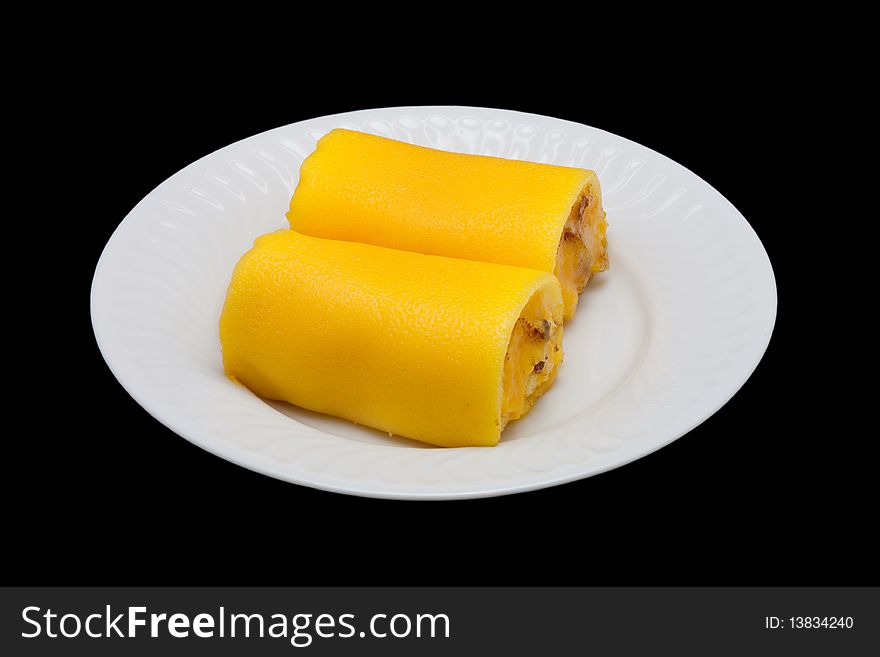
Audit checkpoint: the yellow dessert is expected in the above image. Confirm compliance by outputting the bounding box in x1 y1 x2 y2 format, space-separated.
219 230 563 447
288 128 608 320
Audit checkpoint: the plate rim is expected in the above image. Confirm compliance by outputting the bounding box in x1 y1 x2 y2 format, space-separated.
90 105 778 500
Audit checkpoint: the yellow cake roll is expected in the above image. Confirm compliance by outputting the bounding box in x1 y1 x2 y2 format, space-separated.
219 230 564 447
287 128 608 320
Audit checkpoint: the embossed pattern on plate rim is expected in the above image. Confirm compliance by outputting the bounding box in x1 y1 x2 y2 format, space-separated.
91 106 777 499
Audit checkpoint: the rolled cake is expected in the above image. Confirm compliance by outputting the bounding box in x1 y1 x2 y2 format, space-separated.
287 128 608 320
219 230 564 447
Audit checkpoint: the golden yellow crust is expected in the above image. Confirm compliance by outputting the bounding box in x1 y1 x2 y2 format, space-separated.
220 230 564 447
288 129 608 320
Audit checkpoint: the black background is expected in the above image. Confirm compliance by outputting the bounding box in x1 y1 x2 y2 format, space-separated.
11 34 863 585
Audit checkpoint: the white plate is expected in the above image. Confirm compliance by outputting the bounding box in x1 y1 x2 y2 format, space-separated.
91 106 776 499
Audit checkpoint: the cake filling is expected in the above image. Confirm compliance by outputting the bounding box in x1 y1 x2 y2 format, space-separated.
554 181 609 319
501 290 563 429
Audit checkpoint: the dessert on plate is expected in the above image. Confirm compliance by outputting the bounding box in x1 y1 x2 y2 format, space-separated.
288 128 608 320
220 230 563 447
